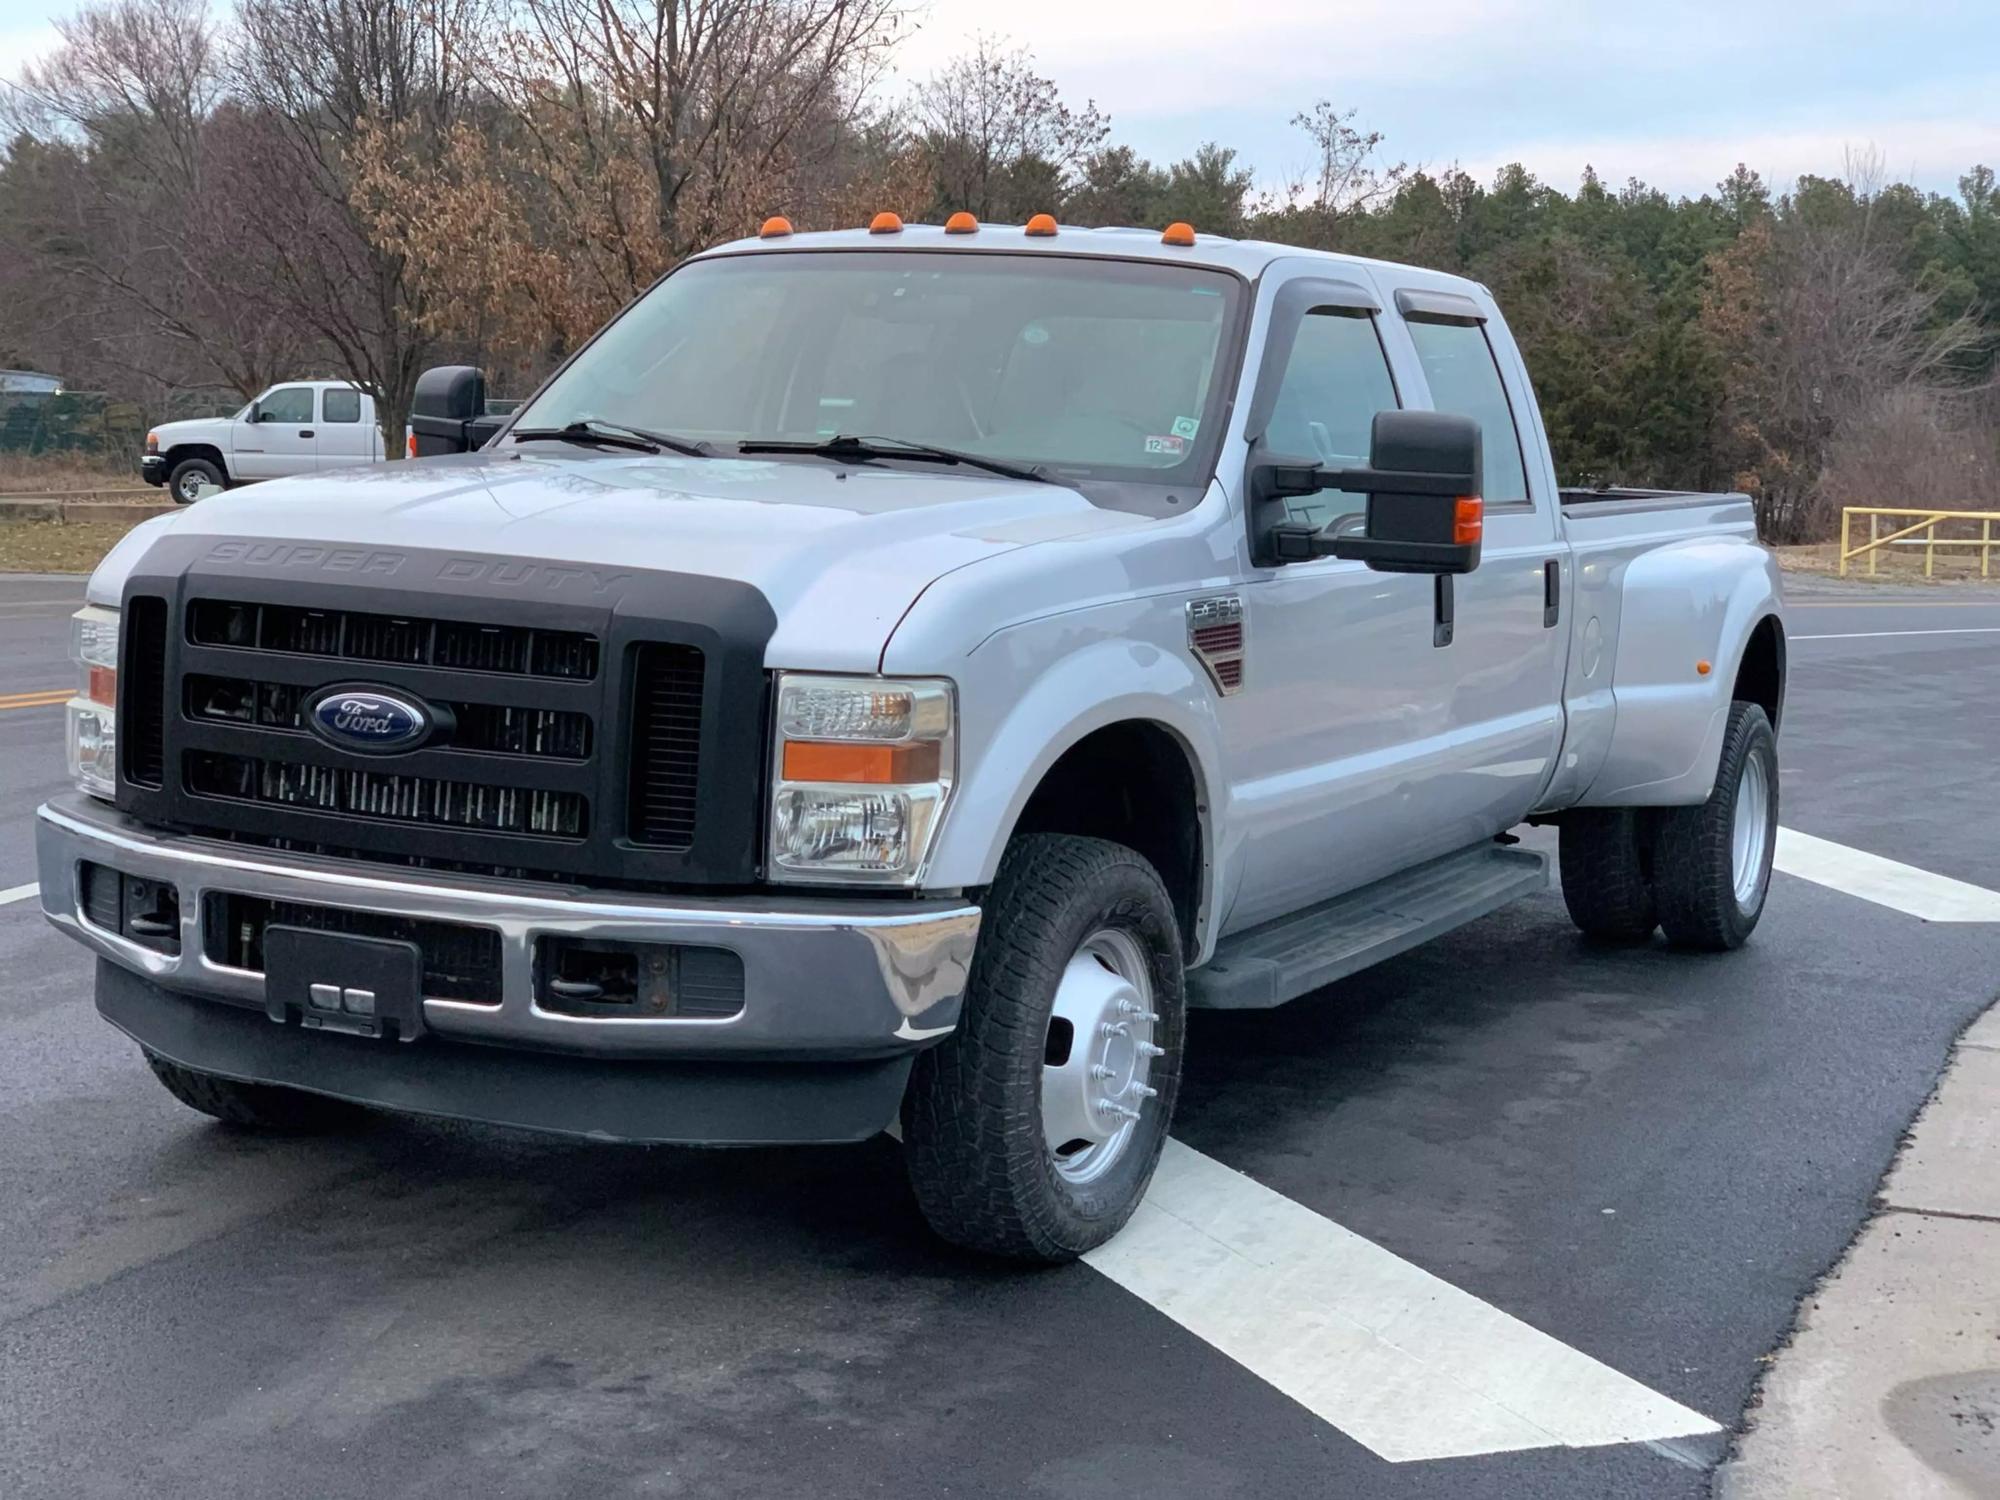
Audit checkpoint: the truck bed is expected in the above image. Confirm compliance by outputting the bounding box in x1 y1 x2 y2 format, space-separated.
1559 486 1754 515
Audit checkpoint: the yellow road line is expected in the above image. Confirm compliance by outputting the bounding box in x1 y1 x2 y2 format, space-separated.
0 689 73 710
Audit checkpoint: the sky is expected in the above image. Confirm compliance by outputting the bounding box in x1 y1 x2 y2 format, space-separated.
3 0 1996 203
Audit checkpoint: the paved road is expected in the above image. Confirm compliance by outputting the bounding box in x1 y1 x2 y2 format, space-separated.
2 575 1997 1499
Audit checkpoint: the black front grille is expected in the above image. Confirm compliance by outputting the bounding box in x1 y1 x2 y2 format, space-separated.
189 599 599 681
185 674 592 760
122 596 168 787
187 750 590 837
116 540 772 890
628 643 705 848
205 893 502 1004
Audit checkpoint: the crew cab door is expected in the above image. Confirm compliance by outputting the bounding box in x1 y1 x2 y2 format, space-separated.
1219 270 1565 936
1220 274 1452 932
1378 285 1567 841
315 386 377 469
230 384 317 478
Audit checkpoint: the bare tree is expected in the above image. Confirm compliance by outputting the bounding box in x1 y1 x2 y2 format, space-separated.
355 0 905 363
1290 100 1406 218
912 38 1108 222
2 0 298 399
1703 160 1987 540
229 0 490 452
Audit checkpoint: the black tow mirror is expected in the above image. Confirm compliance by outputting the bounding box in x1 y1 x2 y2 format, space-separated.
1254 410 1484 574
247 401 263 423
408 365 491 456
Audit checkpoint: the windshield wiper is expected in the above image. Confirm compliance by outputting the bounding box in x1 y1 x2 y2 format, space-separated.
735 434 1049 484
510 418 709 458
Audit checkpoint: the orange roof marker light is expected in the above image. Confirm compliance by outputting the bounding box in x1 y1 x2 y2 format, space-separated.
944 211 979 235
1161 221 1197 247
1024 213 1058 237
759 216 793 238
869 211 903 234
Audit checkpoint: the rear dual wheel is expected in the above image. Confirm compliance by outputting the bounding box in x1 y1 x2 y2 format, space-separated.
1559 700 1778 951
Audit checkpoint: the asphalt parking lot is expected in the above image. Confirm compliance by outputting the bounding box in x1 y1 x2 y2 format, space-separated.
2 573 1998 1499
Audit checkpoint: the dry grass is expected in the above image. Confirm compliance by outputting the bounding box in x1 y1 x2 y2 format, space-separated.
0 521 144 574
1777 537 2000 584
0 452 145 495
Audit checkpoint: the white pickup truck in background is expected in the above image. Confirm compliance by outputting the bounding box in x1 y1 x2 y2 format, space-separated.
140 381 384 502
49 222 1786 1263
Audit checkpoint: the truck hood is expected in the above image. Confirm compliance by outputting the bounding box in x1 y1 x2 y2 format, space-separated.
151 414 236 440
92 449 1154 669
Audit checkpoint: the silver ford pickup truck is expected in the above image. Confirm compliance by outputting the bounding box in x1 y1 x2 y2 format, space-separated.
40 220 1785 1262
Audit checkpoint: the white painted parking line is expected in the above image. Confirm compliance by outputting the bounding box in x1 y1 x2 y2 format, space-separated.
1791 627 2000 641
0 882 39 906
1086 1140 1720 1462
1774 829 2000 922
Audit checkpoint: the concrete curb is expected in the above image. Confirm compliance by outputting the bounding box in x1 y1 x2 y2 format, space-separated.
1718 1004 2000 1498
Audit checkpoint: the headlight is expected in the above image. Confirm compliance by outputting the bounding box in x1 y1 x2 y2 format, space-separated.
769 674 955 883
68 605 119 801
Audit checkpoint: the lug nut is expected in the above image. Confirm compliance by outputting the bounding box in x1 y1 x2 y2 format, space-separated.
1099 1021 1129 1038
1096 1100 1142 1121
1131 1082 1158 1100
1090 1064 1116 1080
1138 1042 1166 1059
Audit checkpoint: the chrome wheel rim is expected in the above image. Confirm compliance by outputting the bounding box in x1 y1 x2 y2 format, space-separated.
1732 749 1772 907
176 472 203 501
1042 928 1160 1185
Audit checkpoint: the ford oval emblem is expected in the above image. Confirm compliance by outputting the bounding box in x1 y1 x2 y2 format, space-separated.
306 687 431 754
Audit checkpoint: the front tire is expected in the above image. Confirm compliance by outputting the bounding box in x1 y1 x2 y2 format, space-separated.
144 1051 359 1132
1652 701 1779 951
902 834 1186 1262
167 456 224 504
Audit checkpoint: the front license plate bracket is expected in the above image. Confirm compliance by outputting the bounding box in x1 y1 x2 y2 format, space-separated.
263 924 426 1041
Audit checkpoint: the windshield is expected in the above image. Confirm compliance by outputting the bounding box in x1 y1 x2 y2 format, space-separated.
512 250 1244 488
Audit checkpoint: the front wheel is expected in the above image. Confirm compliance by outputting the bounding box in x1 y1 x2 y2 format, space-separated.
144 1051 359 1132
167 456 224 504
902 834 1186 1262
1651 701 1779 951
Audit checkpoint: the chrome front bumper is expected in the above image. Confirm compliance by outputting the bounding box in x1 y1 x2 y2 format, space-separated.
37 795 980 1061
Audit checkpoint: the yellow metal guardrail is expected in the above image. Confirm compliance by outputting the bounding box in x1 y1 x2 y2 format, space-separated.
1839 507 2000 578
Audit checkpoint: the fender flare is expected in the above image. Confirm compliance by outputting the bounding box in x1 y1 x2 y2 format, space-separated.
923 639 1228 953
1579 539 1785 807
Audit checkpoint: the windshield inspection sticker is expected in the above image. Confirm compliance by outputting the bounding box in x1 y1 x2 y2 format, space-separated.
1171 415 1200 439
1145 435 1187 457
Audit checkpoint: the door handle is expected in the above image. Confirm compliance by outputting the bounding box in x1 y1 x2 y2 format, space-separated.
1433 575 1454 648
1543 559 1560 628
299 429 314 438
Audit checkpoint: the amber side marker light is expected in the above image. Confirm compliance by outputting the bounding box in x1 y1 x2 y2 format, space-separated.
1696 659 1714 677
405 431 417 458
869 211 903 234
1453 496 1484 545
1025 213 1058 237
944 211 978 234
1161 221 1197 246
783 741 942 784
759 216 794 238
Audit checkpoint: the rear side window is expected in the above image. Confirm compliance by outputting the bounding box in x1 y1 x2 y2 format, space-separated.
1265 309 1399 530
1404 319 1530 505
322 388 361 423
